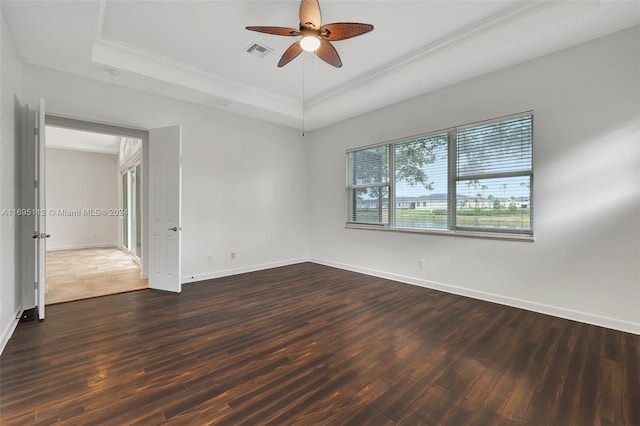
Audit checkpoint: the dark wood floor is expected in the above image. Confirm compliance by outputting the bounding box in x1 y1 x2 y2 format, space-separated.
1 263 638 425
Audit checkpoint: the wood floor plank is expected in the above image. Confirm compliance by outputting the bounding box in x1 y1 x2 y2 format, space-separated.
1 262 638 425
45 248 147 304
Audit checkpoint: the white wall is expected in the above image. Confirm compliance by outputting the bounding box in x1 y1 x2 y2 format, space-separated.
0 9 24 352
308 27 640 334
22 64 309 283
45 148 118 251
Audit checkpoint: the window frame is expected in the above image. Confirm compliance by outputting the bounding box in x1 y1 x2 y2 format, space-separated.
346 145 392 226
346 112 534 241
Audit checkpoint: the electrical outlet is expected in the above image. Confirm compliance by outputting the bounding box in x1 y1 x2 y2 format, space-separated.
418 259 425 269
231 252 236 260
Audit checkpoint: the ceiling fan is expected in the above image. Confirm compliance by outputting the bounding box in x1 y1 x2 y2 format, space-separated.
246 0 374 68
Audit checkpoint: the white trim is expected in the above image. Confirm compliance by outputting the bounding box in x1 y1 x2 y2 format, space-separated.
46 243 118 252
310 258 640 336
345 224 535 242
46 144 119 155
182 257 309 284
0 305 23 357
46 114 148 139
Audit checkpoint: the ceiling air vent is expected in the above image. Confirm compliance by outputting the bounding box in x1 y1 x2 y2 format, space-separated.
245 42 273 58
205 95 231 108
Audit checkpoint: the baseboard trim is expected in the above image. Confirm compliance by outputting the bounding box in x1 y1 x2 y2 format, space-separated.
47 243 118 252
182 257 310 284
311 258 640 335
0 305 23 357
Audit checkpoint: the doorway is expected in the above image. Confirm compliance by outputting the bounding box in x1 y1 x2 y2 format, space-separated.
22 108 182 319
43 124 147 304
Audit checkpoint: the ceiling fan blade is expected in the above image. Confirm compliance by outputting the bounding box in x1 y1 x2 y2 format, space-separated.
246 26 301 36
316 39 342 68
320 22 374 41
299 0 322 30
278 42 304 67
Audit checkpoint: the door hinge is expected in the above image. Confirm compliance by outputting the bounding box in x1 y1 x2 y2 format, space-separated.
34 180 39 189
34 281 38 290
34 127 39 137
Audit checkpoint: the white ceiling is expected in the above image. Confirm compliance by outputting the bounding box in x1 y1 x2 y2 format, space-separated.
46 126 121 154
3 1 639 131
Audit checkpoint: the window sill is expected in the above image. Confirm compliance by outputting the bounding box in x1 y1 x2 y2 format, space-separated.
345 223 535 242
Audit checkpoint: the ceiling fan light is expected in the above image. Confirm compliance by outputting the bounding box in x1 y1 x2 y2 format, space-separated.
300 36 321 52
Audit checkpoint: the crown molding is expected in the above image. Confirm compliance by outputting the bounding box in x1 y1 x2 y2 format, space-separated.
89 0 606 131
92 1 563 125
93 0 301 120
92 36 301 115
307 0 564 108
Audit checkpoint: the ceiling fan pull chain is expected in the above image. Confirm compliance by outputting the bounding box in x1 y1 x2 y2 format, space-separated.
302 52 305 136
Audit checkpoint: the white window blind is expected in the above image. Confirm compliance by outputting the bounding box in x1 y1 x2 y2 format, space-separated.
394 134 448 230
455 115 533 234
457 115 532 177
348 145 389 224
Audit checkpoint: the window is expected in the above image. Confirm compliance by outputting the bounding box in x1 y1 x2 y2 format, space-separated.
119 137 143 259
394 133 448 230
347 113 533 238
121 166 141 258
348 145 389 225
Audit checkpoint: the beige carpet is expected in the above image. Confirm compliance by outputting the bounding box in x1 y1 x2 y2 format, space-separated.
46 248 147 304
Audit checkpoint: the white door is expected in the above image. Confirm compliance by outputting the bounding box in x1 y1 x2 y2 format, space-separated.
148 125 182 292
22 100 47 319
36 99 47 319
20 106 36 312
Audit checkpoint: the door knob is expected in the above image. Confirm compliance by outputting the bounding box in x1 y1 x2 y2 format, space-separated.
168 227 178 232
40 233 51 239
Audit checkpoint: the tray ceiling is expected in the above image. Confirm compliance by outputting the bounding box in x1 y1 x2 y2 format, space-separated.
2 1 639 131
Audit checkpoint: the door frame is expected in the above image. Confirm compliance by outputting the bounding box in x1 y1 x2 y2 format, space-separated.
45 115 150 279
